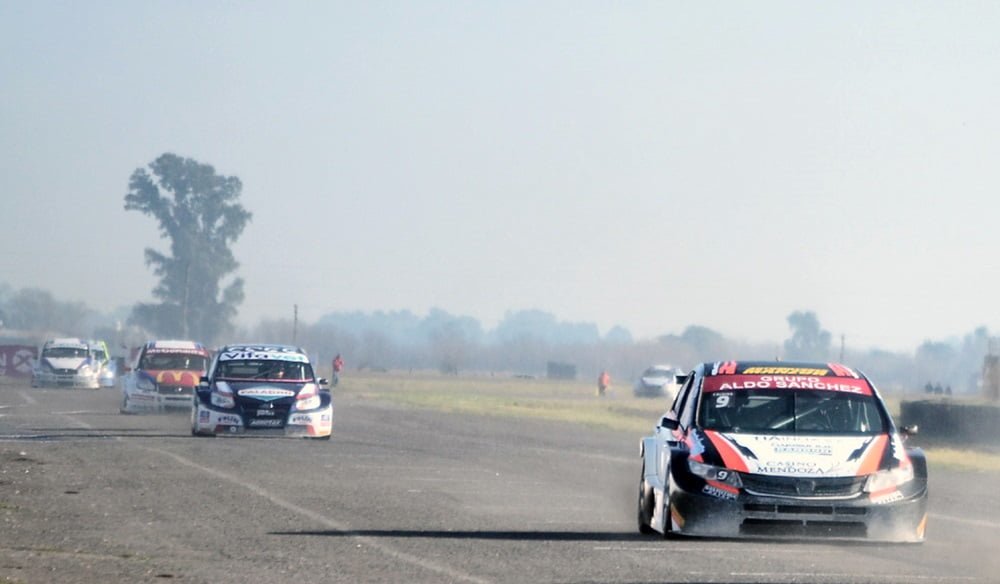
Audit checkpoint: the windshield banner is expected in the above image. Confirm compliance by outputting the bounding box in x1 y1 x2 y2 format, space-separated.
703 374 872 395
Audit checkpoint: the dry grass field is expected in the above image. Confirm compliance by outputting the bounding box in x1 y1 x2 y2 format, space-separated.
336 370 1000 472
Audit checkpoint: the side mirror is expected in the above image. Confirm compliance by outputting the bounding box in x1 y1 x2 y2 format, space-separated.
659 416 679 431
901 424 919 438
318 377 329 386
199 376 210 387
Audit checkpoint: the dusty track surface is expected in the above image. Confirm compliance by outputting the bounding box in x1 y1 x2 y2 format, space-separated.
1 380 998 583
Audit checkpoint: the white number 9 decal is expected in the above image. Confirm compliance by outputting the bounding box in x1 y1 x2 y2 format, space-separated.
715 394 731 408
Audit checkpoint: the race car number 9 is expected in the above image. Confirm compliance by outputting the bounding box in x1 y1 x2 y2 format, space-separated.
715 393 731 408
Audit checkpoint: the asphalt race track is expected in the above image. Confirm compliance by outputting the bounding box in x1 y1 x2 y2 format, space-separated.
1 380 998 584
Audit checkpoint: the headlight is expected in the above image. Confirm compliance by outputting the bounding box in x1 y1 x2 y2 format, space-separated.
864 464 914 493
211 381 235 408
136 377 156 391
295 383 321 411
78 364 92 373
688 459 743 487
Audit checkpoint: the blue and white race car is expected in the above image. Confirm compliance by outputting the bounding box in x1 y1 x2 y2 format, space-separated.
191 344 332 439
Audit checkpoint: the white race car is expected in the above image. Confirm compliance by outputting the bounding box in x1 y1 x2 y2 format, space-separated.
192 344 332 439
32 338 100 389
120 340 211 413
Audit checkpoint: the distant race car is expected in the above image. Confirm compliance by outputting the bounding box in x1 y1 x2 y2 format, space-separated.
637 360 927 542
191 344 332 439
120 340 211 413
32 338 100 389
633 365 686 399
86 339 116 388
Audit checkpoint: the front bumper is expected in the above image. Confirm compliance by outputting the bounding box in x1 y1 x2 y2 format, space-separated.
123 389 194 412
192 400 333 438
33 370 99 389
668 478 927 542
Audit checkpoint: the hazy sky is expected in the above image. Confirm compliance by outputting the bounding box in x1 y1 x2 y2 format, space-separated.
2 2 998 352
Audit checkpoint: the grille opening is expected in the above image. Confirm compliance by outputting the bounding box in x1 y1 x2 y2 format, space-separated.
740 518 867 538
744 503 869 517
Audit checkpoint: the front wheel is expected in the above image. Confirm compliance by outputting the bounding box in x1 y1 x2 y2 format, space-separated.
637 463 655 535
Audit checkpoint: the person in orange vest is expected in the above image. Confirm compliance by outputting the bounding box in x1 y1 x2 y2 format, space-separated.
332 354 344 387
597 370 611 396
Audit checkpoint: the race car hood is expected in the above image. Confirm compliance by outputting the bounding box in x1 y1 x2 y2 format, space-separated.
140 369 203 387
693 430 906 478
43 357 88 370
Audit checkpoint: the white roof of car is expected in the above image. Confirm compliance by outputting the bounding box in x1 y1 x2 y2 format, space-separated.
46 337 88 349
150 340 203 350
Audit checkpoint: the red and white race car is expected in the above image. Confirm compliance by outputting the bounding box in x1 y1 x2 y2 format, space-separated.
637 360 927 542
120 340 211 413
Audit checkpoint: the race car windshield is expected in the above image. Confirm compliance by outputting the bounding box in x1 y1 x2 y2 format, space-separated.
698 389 887 435
643 368 673 379
44 347 87 358
140 354 208 371
217 360 312 381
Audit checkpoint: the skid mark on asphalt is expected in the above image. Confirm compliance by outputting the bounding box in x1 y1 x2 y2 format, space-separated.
56 410 492 584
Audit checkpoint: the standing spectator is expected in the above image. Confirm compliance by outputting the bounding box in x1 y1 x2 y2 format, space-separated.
597 370 610 396
332 353 344 387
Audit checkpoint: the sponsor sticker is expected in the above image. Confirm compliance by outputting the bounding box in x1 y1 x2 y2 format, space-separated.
216 414 241 425
199 410 210 421
702 484 738 501
248 418 283 427
219 350 308 363
237 388 296 402
704 375 873 395
289 414 312 425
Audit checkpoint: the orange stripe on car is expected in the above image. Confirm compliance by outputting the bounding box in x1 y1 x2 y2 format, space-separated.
856 435 888 476
705 431 750 472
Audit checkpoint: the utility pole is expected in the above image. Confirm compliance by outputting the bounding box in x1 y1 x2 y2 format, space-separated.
292 304 298 344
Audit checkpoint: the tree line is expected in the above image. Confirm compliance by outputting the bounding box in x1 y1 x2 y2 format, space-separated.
0 152 990 393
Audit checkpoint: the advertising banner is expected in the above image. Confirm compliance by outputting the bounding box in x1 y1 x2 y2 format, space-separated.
0 345 37 378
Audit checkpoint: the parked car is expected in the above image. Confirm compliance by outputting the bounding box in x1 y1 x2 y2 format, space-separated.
637 360 927 542
32 338 100 389
633 365 685 400
191 344 332 439
120 340 211 412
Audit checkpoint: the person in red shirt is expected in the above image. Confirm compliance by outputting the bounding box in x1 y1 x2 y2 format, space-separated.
597 370 610 396
332 354 344 387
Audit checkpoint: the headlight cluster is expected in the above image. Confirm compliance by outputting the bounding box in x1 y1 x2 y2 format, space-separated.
688 459 743 488
295 383 321 411
211 382 235 408
136 377 156 391
864 464 914 493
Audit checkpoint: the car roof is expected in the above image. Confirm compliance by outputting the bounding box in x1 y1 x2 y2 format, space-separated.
702 360 861 379
144 340 210 355
46 338 88 349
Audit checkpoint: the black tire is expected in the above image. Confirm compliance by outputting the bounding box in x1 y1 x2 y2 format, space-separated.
637 463 655 535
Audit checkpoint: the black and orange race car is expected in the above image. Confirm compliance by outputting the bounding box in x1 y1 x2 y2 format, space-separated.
637 360 927 542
